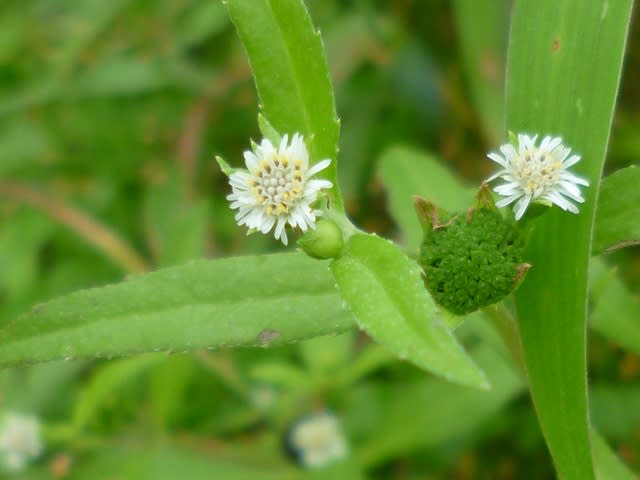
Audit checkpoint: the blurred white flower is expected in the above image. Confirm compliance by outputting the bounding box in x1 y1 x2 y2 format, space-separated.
227 133 332 245
486 133 589 220
289 411 348 468
0 412 43 472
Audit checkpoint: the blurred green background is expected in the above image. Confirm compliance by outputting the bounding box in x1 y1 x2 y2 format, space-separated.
0 1 638 478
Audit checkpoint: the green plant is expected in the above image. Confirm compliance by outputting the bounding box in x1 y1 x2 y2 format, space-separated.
1 0 638 478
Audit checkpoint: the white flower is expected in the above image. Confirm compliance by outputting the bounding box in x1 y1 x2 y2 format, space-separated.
227 133 332 245
289 411 348 468
486 133 590 220
0 412 43 471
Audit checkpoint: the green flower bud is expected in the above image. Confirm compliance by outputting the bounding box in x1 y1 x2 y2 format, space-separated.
415 187 529 315
298 218 344 259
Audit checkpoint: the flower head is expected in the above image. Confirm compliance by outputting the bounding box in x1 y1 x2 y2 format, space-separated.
287 411 348 468
415 193 527 315
227 133 332 245
486 133 589 220
0 412 43 471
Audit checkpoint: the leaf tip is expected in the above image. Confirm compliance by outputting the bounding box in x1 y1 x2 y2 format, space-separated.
215 156 233 177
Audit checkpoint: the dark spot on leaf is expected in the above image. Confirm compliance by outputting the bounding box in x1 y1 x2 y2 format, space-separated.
257 329 281 346
552 38 560 51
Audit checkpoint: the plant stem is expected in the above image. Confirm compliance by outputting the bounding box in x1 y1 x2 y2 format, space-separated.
0 180 148 273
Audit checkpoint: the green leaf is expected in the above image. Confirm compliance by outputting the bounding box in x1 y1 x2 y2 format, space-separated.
0 120 53 175
148 355 195 430
334 342 395 387
0 361 85 415
331 233 487 389
589 258 640 355
357 342 523 467
249 361 310 390
377 145 475 252
452 0 509 143
173 2 228 51
301 461 364 480
506 1 634 478
143 172 209 267
593 166 640 254
591 384 640 439
0 253 354 367
0 209 54 301
73 355 165 432
68 56 180 97
592 430 638 480
224 0 342 210
298 332 353 375
65 446 300 480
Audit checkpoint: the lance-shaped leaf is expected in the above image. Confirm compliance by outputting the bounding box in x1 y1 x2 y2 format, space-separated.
593 166 640 254
0 253 354 367
62 446 302 480
357 341 523 467
452 0 509 144
224 0 342 210
589 258 640 356
331 233 487 389
591 431 638 480
506 1 634 478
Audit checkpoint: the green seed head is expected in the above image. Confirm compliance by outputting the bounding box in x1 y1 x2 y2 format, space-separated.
415 188 528 315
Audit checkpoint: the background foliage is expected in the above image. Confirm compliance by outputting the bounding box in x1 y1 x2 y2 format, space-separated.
1 0 639 478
